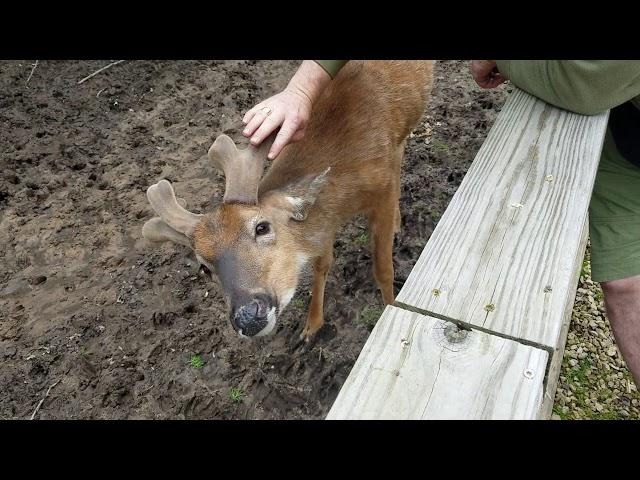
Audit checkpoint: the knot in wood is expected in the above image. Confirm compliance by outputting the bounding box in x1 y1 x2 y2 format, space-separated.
443 322 469 344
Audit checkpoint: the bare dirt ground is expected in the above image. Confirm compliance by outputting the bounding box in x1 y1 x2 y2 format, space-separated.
1 60 636 419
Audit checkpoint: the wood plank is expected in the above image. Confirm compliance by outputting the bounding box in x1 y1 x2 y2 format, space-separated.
396 88 608 349
538 215 590 418
326 306 548 420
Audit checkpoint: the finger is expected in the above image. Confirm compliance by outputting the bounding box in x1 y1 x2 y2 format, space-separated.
267 117 301 159
475 78 492 89
242 104 263 125
251 111 285 146
494 73 507 85
242 110 258 128
471 71 490 88
486 74 507 89
243 109 270 138
290 127 306 143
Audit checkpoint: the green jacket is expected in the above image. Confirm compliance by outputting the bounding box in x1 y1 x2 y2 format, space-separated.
314 60 348 78
498 61 640 167
315 60 640 112
315 60 640 166
495 60 640 115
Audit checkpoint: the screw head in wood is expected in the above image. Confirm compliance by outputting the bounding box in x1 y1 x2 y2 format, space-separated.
432 288 441 297
484 304 495 312
545 174 554 182
524 369 535 379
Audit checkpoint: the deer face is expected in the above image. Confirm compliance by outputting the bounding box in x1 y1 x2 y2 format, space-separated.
142 134 328 338
193 201 311 337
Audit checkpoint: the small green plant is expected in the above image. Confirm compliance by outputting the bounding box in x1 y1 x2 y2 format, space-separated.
229 387 244 403
190 354 204 369
580 259 590 278
591 410 620 420
292 298 305 309
594 290 604 303
359 306 384 331
432 140 450 153
552 404 569 420
355 232 369 246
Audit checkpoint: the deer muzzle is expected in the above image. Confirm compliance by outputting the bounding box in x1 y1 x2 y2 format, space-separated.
232 293 276 337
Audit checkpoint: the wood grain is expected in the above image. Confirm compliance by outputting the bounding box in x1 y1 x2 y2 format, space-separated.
396 88 609 349
538 215 590 418
326 306 548 420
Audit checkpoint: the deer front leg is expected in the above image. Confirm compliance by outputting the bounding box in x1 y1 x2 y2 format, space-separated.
300 245 334 341
369 201 396 305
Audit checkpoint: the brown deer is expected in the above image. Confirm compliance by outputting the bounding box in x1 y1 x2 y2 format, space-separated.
142 60 433 340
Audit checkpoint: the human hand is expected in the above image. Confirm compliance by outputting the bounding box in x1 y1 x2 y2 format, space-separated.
242 87 312 160
242 60 331 160
470 60 507 89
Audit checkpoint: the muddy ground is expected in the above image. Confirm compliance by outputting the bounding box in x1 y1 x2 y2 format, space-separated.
1 60 631 420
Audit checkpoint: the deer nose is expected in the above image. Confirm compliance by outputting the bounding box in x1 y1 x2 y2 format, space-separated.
233 295 271 337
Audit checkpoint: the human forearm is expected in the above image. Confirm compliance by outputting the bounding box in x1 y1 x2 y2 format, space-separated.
284 60 335 106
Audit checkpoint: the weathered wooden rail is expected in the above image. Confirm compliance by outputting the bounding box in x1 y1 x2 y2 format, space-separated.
327 88 609 419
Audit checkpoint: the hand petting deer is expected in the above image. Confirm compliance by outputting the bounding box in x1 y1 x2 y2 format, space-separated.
142 61 434 341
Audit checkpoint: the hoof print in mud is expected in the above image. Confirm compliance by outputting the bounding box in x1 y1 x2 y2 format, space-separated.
149 311 176 328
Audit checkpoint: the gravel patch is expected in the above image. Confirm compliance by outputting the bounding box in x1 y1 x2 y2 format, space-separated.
553 244 640 419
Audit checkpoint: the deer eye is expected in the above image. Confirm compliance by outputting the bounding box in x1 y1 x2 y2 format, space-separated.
255 221 271 236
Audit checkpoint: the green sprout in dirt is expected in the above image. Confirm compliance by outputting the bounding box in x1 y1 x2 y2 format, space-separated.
292 298 305 309
432 139 450 153
355 232 369 246
190 354 204 369
229 387 245 403
429 208 442 222
359 306 385 331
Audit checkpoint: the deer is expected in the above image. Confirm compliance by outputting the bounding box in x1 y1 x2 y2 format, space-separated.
142 60 434 340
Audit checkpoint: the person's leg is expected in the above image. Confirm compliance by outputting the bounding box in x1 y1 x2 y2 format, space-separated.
589 129 640 386
601 276 640 386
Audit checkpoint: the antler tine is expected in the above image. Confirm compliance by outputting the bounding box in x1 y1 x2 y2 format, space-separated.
146 180 203 236
208 132 277 205
142 217 192 247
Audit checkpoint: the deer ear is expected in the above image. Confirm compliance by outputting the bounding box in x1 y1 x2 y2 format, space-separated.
281 167 330 222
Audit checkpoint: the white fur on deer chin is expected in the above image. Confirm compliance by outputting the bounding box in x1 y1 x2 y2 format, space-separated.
279 288 296 313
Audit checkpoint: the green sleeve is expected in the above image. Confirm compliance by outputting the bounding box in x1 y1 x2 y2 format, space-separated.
495 60 640 115
314 60 348 79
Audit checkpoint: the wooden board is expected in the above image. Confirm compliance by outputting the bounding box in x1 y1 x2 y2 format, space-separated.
326 306 548 420
538 215 590 418
396 88 609 349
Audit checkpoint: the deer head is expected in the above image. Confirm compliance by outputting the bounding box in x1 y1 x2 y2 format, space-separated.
142 133 330 338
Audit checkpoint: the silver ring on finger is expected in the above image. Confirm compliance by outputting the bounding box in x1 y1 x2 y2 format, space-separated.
259 106 272 116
